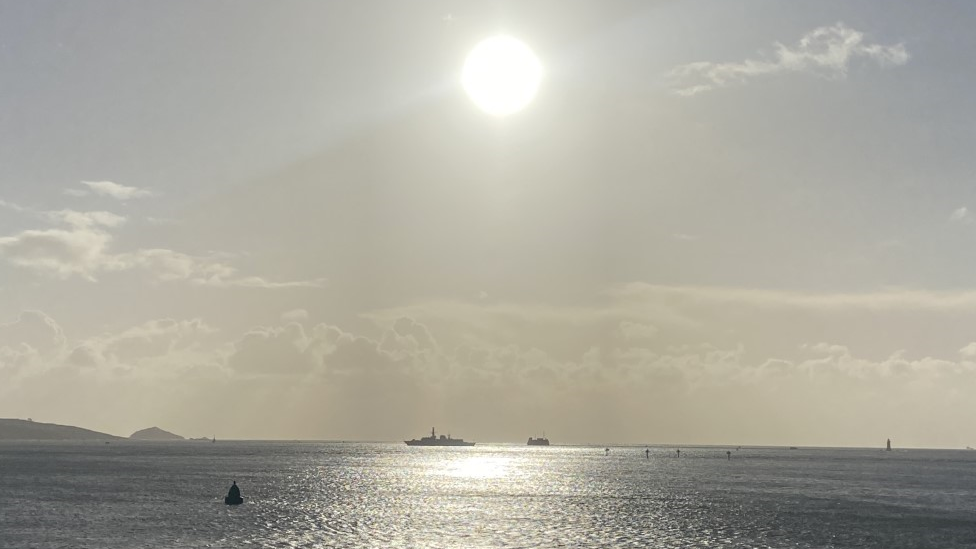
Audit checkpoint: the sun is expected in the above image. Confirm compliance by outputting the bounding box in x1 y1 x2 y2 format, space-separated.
462 36 542 117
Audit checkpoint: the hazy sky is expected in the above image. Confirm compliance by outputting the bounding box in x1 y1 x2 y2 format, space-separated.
2 1 976 447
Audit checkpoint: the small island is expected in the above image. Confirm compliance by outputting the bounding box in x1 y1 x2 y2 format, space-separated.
129 427 184 441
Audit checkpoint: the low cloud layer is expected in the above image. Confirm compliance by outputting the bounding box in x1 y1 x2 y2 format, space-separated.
669 23 909 96
611 283 976 312
3 283 976 448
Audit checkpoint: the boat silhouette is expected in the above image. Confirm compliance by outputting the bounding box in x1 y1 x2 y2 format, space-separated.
405 427 475 446
527 433 549 446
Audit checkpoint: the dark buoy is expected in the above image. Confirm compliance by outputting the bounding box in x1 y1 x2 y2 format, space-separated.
676 449 680 458
605 447 610 456
726 450 731 461
224 481 244 505
645 448 650 459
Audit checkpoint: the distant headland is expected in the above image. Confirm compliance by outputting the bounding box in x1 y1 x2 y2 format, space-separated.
0 418 207 441
0 418 122 441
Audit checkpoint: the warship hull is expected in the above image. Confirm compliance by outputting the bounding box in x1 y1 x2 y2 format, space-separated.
405 427 475 446
404 439 475 446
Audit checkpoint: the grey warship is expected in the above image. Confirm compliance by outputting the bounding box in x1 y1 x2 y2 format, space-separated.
405 427 475 446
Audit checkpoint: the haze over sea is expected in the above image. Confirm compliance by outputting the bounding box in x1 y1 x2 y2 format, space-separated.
2 442 975 548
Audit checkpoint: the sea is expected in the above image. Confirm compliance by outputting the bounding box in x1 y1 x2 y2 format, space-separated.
1 442 975 548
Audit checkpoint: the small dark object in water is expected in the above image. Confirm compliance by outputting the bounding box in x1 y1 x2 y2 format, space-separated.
224 481 244 505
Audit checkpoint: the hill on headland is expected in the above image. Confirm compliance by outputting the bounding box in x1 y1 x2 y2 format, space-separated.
0 418 121 440
130 427 184 440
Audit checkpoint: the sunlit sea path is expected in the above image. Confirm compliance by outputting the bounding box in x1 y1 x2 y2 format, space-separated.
1 441 975 548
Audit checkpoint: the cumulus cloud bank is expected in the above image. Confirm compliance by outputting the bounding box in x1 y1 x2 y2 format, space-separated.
2 303 975 447
668 22 909 96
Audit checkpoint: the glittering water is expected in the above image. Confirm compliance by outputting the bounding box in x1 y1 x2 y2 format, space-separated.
2 442 976 548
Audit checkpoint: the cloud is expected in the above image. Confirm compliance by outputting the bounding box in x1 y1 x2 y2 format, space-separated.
66 181 154 200
52 318 220 376
370 283 976 358
0 199 30 214
0 204 324 288
802 342 850 356
0 225 115 280
112 248 325 288
610 283 976 312
145 217 180 226
192 274 326 289
97 318 218 363
668 22 909 96
0 311 66 354
48 210 127 229
0 311 67 384
227 323 320 375
326 334 403 376
949 207 973 225
389 317 438 351
959 342 976 357
224 320 414 382
619 320 658 340
281 309 309 322
5 305 976 446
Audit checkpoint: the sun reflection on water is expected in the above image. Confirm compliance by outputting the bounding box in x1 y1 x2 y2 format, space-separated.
443 456 511 479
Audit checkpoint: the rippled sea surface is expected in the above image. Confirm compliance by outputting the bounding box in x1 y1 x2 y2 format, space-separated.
2 442 976 548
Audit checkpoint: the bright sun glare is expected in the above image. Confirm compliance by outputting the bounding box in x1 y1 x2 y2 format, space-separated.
462 36 542 117
445 457 510 479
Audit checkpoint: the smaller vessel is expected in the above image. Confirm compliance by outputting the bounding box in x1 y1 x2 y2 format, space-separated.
789 446 798 450
224 481 244 505
527 432 549 446
405 427 475 446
